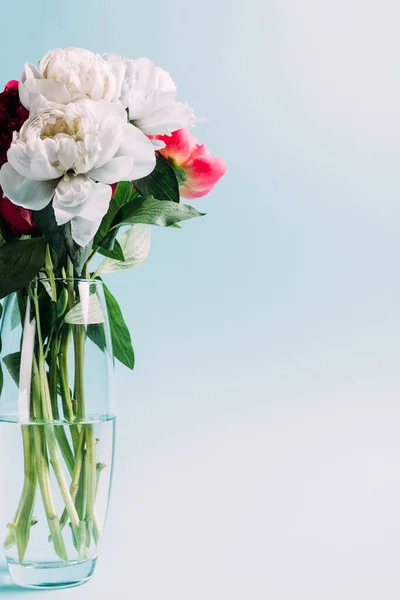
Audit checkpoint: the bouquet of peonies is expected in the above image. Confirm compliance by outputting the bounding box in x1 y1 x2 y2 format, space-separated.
0 47 225 584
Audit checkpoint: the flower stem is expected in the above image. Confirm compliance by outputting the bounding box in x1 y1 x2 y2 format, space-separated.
84 424 96 542
32 282 83 557
57 426 85 535
31 355 68 564
4 426 38 563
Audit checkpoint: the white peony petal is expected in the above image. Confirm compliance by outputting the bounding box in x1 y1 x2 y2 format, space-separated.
8 139 62 181
90 101 127 168
25 79 72 108
134 101 196 135
57 138 78 172
0 162 57 210
88 156 134 184
77 181 111 221
104 54 197 136
53 176 111 236
150 138 166 151
71 216 101 247
19 63 43 110
116 123 156 180
54 205 74 226
22 48 120 107
55 178 111 246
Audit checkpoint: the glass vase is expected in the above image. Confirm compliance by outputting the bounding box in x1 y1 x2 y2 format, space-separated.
0 277 115 589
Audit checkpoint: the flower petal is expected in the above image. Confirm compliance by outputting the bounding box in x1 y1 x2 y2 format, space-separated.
88 156 135 184
90 101 127 168
181 149 227 199
0 162 56 209
19 63 42 110
7 138 62 181
134 101 196 136
70 182 112 246
54 175 111 223
155 127 198 164
115 123 156 180
150 138 166 151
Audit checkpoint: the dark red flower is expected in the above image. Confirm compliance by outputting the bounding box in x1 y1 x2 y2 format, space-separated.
0 81 38 237
0 80 29 167
0 196 40 236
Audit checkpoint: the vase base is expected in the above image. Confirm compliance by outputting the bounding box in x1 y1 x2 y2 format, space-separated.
7 557 97 589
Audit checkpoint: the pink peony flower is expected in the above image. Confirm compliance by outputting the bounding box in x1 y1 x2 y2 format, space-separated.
152 128 226 199
5 80 19 91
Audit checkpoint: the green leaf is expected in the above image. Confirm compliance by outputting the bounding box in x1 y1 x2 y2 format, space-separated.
98 240 125 262
0 217 14 243
93 198 121 249
133 155 180 203
64 294 105 325
112 196 205 230
0 238 47 299
103 284 135 369
168 223 182 229
32 204 67 270
87 323 106 352
113 182 133 206
3 352 21 386
95 225 150 277
64 223 92 276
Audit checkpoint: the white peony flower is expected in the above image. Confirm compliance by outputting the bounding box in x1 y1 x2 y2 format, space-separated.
0 97 156 246
19 47 123 110
104 54 196 135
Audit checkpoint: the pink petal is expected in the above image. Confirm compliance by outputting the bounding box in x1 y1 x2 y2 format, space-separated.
152 128 198 164
4 80 19 91
180 146 226 199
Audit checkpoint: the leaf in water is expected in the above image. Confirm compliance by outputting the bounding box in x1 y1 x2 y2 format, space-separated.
133 155 180 203
87 323 107 352
3 352 21 386
38 272 53 298
95 225 151 276
11 296 21 331
64 294 105 325
0 238 47 299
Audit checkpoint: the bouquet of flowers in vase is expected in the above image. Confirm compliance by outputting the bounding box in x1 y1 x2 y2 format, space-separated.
0 47 225 589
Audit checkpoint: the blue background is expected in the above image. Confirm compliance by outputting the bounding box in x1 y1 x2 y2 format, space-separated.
1 0 400 598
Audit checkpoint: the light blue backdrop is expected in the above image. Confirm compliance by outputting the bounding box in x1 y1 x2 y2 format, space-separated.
1 0 400 598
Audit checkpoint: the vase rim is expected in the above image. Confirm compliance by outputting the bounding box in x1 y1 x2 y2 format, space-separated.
33 277 103 285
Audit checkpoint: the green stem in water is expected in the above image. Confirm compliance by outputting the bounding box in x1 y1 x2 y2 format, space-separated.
31 354 68 564
72 324 98 548
32 284 83 557
84 424 96 543
57 426 85 536
49 331 76 475
4 426 38 564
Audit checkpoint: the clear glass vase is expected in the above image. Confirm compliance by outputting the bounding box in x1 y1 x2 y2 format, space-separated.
0 277 115 589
